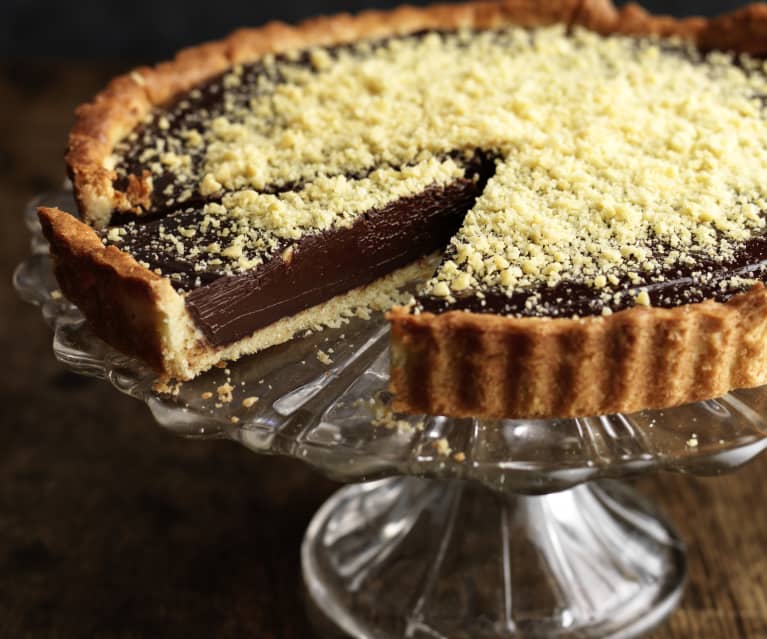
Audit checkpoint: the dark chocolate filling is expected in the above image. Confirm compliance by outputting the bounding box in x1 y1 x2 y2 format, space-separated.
185 178 485 345
418 236 767 318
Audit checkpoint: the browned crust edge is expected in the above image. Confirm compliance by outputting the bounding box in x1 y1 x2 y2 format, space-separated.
381 2 767 418
38 207 182 373
388 288 767 419
51 0 767 416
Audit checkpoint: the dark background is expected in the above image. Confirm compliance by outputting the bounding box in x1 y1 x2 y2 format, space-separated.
0 0 757 60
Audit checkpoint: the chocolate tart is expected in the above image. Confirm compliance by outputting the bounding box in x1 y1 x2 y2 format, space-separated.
38 0 767 418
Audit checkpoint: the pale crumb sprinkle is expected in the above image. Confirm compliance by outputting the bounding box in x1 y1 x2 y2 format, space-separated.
241 396 259 408
433 438 452 457
230 416 240 424
453 451 466 462
431 281 451 297
366 395 424 433
50 289 62 300
316 349 333 365
153 379 182 396
129 71 146 86
686 435 699 448
202 157 462 244
217 383 234 403
200 391 214 400
634 290 651 307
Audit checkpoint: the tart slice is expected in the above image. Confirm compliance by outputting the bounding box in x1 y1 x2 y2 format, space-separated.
39 0 767 418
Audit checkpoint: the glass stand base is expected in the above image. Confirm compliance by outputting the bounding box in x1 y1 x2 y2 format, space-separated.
302 478 686 639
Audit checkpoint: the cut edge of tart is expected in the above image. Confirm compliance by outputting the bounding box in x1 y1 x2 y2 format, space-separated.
40 0 767 418
39 205 434 381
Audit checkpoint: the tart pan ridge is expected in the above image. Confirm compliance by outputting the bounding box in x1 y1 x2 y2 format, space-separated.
388 289 767 419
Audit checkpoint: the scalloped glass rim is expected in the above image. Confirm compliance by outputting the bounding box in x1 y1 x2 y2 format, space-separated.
15 189 767 494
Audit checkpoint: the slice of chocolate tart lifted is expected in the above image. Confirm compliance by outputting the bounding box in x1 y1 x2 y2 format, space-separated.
39 0 767 418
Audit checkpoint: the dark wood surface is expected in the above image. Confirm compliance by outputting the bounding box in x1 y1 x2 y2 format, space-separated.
1 61 767 638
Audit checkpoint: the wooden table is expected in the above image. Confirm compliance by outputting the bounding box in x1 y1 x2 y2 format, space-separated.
1 61 766 638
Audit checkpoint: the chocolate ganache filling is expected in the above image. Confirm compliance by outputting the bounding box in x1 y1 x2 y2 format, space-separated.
418 236 767 318
116 169 491 346
103 25 767 347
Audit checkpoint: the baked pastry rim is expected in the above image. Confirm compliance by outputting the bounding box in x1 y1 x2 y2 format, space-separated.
42 0 767 418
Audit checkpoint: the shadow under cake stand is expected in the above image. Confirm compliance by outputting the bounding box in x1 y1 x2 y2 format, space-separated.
15 190 767 639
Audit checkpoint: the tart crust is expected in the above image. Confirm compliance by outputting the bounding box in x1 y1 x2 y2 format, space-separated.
44 0 767 417
388 290 767 419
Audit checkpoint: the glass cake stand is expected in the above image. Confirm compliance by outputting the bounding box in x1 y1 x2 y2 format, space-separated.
15 190 767 639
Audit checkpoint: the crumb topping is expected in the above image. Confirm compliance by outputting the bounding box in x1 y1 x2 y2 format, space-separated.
433 437 453 457
107 158 462 284
361 394 425 433
203 157 463 241
111 25 767 315
216 383 234 403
